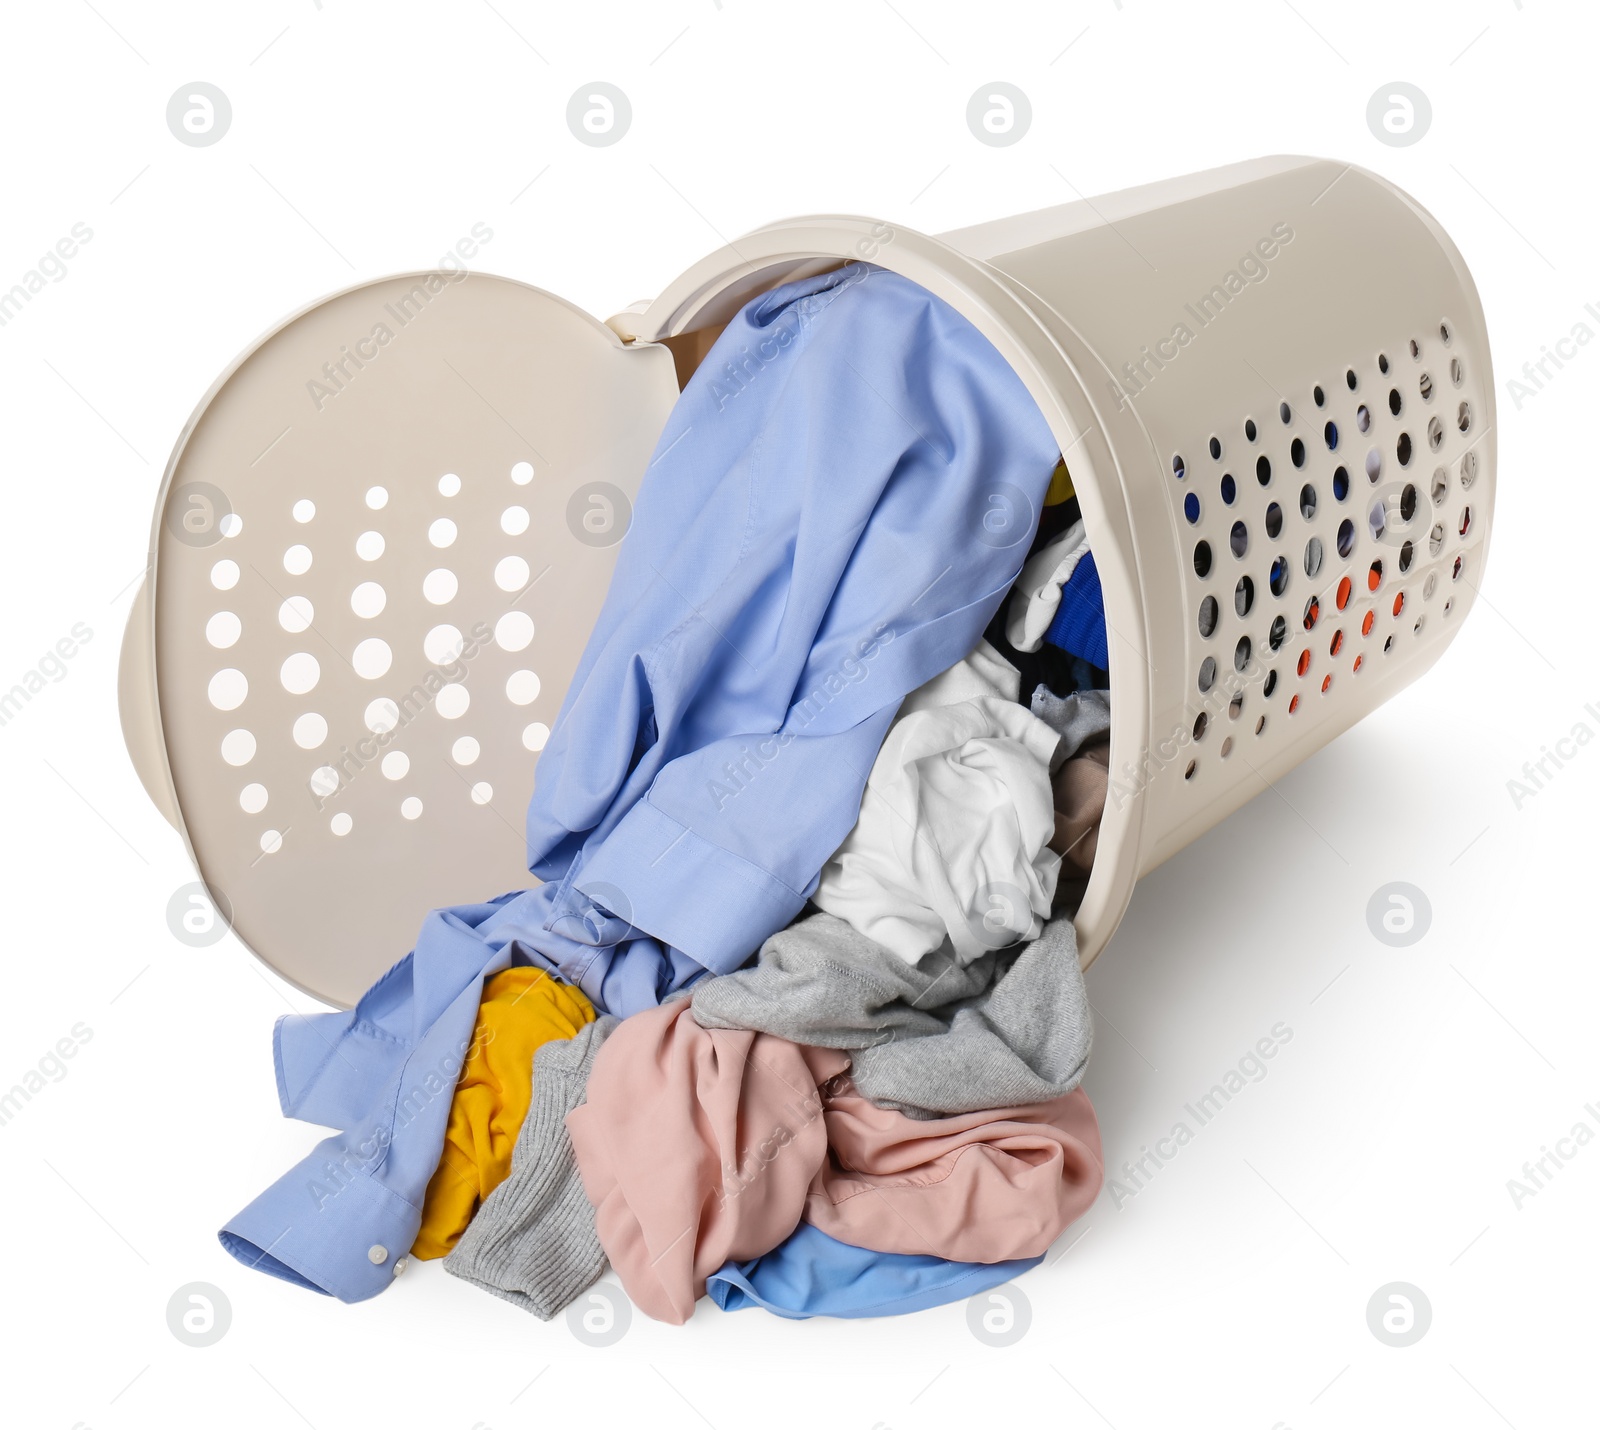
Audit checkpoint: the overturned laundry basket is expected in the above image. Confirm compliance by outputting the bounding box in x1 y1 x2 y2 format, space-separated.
120 155 1494 1007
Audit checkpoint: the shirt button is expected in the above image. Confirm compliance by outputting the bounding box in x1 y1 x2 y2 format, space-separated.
392 1257 408 1277
367 1244 388 1265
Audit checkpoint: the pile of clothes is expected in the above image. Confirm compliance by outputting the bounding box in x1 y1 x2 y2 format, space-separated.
220 262 1115 1322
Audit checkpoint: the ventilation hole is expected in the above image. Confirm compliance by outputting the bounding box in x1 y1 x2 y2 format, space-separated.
1313 385 1325 407
436 684 471 719
1398 539 1414 573
294 712 329 748
327 811 352 837
1265 502 1283 539
1209 435 1222 460
1173 454 1186 480
284 544 313 575
1384 635 1395 653
350 581 386 619
511 460 535 485
1302 597 1320 631
206 611 241 648
1332 466 1350 502
470 782 494 805
496 555 531 591
259 829 284 854
1365 448 1382 483
1419 372 1433 402
495 610 536 651
1255 714 1267 735
1263 669 1279 697
1396 432 1412 467
1431 468 1448 506
1450 356 1464 386
207 668 248 711
1229 693 1244 720
1330 629 1344 656
1459 506 1472 537
365 485 388 509
1460 450 1478 489
423 568 459 605
210 559 240 591
1269 614 1287 651
501 505 531 536
1353 654 1364 673
1429 521 1445 556
1184 492 1201 524
380 750 410 781
1424 572 1438 599
1324 421 1338 450
523 721 551 751
1185 759 1197 780
1192 541 1213 579
1346 368 1358 391
279 652 320 695
1457 401 1471 433
1298 484 1317 521
1356 404 1371 433
1290 438 1306 468
1280 401 1292 424
506 669 542 705
1295 649 1308 678
1368 502 1386 544
1388 388 1403 417
1392 591 1406 617
1289 693 1301 714
1198 596 1219 638
220 728 256 766
1398 483 1418 523
1409 338 1420 359
1256 455 1272 487
401 797 424 820
1228 521 1247 559
309 765 340 798
1320 674 1333 694
1271 555 1291 597
1362 610 1375 637
1444 599 1454 616
1198 657 1216 693
1336 520 1355 558
429 518 458 548
353 638 393 679
1414 616 1426 636
1303 538 1323 579
356 530 385 561
1428 415 1443 450
446 736 479 767
1336 576 1352 610
1220 736 1233 758
363 699 399 735
438 472 462 497
292 499 316 522
1452 555 1464 581
1221 474 1237 505
1440 320 1453 345
1235 576 1255 619
1365 561 1384 594
1234 636 1252 672
1245 419 1257 442
1378 352 1390 374
1194 712 1208 741
274 596 311 635
423 624 465 665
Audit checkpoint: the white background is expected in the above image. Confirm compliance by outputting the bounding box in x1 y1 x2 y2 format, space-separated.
1 1 1595 1426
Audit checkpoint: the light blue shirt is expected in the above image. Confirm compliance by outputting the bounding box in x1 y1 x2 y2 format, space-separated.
219 262 1057 1301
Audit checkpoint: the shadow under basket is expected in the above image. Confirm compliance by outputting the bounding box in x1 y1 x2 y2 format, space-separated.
120 155 1495 1007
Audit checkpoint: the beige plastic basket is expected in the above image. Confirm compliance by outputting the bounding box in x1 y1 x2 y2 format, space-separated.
121 155 1493 1007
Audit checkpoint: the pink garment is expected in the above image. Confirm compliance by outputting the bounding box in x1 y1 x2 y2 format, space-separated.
566 999 850 1325
805 1084 1104 1263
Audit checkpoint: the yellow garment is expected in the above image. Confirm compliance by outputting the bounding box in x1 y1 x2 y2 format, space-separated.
1044 458 1075 507
411 967 596 1259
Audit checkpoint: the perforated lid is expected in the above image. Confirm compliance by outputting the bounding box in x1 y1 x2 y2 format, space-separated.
121 271 680 1006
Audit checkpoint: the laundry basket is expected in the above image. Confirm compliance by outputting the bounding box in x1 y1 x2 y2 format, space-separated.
120 155 1494 1007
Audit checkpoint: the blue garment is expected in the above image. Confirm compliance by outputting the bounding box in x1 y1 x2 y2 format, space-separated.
708 1222 1042 1320
219 262 1057 1302
1043 547 1109 668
